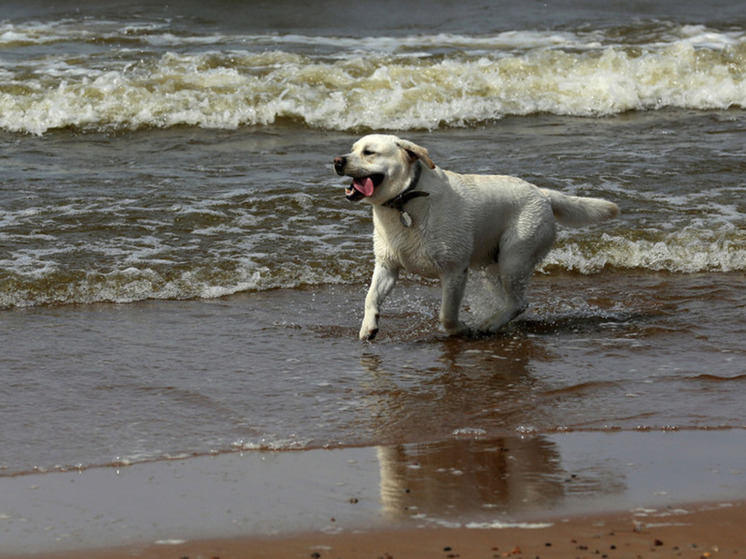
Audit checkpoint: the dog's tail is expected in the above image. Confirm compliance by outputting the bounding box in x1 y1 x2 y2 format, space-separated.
541 189 619 228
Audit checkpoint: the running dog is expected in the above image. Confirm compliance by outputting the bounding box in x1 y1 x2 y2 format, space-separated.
333 134 619 340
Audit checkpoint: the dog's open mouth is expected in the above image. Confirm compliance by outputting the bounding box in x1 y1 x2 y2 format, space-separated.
345 174 385 201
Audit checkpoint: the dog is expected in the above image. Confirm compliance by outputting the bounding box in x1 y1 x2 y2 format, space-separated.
333 134 619 341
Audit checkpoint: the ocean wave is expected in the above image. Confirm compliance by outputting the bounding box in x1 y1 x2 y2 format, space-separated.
1 227 742 309
544 226 746 274
0 260 368 309
1 23 745 134
1 19 741 54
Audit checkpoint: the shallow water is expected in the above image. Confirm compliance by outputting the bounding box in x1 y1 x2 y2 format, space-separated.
2 430 745 553
2 113 744 311
1 272 743 475
1 0 745 489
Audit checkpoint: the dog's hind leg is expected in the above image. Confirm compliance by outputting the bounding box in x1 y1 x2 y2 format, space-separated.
478 259 532 334
478 228 553 334
439 267 470 336
477 275 527 334
360 263 400 341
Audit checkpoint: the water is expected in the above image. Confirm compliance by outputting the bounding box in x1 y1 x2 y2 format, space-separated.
3 16 746 133
1 0 745 479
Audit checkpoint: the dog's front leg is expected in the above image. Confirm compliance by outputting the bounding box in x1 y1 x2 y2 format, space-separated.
360 263 399 341
439 267 470 336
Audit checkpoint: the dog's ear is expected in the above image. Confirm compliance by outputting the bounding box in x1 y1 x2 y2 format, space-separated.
396 140 436 169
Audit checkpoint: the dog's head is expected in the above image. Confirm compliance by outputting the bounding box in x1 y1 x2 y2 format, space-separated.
333 134 435 204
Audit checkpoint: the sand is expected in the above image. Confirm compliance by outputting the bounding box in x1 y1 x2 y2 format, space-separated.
4 501 744 559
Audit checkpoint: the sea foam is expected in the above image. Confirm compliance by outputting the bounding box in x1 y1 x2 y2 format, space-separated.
1 24 745 134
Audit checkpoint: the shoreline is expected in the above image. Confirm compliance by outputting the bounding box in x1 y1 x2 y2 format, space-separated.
4 500 744 559
1 430 744 557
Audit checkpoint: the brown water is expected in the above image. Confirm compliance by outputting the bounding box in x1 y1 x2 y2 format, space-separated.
2 271 743 476
1 429 745 554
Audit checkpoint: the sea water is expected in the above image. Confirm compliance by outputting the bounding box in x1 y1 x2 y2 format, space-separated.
1 0 744 477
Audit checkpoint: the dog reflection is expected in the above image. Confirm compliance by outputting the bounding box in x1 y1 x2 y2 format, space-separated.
378 437 564 521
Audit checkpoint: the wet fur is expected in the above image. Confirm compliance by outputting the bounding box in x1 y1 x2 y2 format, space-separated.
334 134 619 340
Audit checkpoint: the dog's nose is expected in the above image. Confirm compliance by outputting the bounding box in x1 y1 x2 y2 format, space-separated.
333 156 346 175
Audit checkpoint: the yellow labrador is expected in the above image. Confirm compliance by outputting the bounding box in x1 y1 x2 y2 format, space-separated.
333 134 619 340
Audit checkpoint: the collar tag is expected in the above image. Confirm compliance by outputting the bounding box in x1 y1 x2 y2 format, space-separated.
382 162 429 227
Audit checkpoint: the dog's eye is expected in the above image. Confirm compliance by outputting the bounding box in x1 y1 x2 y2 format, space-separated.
363 149 375 156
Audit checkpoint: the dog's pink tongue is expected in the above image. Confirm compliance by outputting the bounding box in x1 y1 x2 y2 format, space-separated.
353 177 375 197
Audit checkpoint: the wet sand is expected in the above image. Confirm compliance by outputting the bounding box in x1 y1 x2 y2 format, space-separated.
2 430 745 557
30 502 743 559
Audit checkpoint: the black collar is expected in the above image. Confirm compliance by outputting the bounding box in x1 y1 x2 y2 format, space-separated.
381 162 429 227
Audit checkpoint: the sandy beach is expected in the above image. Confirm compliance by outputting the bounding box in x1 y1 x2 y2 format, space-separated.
168 503 746 559
4 501 744 559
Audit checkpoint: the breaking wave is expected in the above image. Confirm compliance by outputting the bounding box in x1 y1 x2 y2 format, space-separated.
1 21 745 134
544 226 746 274
2 225 743 309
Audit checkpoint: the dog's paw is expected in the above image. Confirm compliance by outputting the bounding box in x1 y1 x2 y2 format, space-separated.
359 314 380 341
359 319 379 341
359 327 379 341
478 307 524 335
443 321 471 337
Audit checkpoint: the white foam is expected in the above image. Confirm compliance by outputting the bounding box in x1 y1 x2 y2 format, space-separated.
544 227 746 274
1 224 743 309
2 25 745 134
231 436 310 451
465 521 553 529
